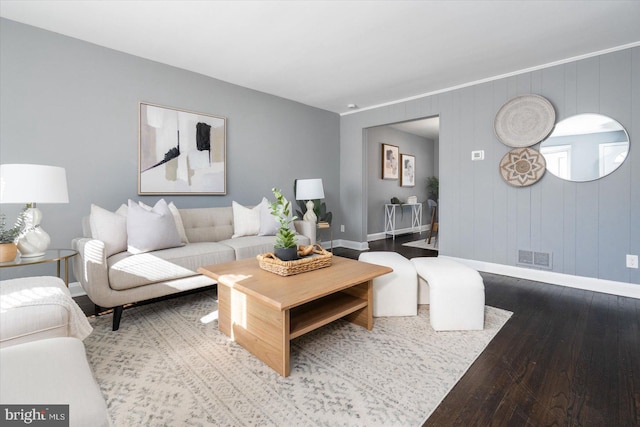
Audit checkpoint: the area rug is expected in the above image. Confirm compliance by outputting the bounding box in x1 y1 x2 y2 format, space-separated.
84 289 511 426
402 238 438 250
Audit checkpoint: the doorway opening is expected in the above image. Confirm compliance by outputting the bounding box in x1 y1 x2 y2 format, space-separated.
364 116 440 244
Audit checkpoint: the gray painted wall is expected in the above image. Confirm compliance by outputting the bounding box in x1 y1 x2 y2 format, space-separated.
366 126 435 234
0 19 340 280
340 47 640 286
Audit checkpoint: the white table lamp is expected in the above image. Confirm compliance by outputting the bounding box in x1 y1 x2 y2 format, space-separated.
295 178 324 223
0 164 69 257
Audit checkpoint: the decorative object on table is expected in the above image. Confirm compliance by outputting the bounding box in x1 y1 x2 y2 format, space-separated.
390 196 401 204
139 102 227 195
269 187 298 261
426 176 439 201
406 195 418 205
0 209 28 263
400 154 415 187
381 143 399 179
494 94 556 147
0 164 69 257
257 243 332 276
499 147 546 187
294 178 326 224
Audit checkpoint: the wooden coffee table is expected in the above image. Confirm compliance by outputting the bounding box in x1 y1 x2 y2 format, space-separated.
198 256 392 377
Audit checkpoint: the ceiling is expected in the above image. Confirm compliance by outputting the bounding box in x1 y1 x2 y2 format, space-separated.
1 1 640 115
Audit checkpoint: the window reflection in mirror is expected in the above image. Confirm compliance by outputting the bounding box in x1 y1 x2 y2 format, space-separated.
540 114 629 182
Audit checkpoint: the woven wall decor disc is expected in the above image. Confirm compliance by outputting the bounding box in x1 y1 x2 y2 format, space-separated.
499 147 546 187
494 94 555 147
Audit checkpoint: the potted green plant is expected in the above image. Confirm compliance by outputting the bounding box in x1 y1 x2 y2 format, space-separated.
426 176 439 201
269 188 299 261
0 209 27 262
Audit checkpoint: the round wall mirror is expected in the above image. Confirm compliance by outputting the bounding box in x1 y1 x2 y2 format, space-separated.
540 113 629 182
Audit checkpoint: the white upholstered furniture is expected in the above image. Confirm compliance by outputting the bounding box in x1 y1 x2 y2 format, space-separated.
72 203 315 330
358 251 417 317
0 337 111 427
0 276 92 348
412 257 485 331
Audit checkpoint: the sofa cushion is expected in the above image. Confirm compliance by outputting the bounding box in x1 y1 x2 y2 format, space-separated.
179 207 234 243
258 197 278 236
232 200 263 238
0 337 111 427
108 242 235 290
219 234 311 260
139 200 189 244
127 199 184 254
258 197 298 236
168 202 189 244
89 204 128 257
0 276 93 348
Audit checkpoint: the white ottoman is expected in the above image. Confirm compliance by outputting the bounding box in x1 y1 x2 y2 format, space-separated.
358 251 417 317
411 257 485 331
0 276 92 348
0 337 111 427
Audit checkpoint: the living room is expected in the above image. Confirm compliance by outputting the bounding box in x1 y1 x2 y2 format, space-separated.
1 2 639 426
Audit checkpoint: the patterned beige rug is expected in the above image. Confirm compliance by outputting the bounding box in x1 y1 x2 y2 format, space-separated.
84 289 511 426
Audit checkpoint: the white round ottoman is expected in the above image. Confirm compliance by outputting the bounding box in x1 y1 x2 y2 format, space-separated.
358 251 417 317
411 257 485 331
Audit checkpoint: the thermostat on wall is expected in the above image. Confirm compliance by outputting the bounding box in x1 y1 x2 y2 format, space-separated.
471 150 485 161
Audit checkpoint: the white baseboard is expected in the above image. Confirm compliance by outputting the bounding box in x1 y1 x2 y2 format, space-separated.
441 256 640 299
327 239 369 251
368 226 429 242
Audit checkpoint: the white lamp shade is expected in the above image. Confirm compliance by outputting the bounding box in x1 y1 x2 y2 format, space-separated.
0 164 69 204
296 178 325 200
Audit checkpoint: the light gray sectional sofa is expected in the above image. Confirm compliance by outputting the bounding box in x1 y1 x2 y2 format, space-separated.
72 200 314 330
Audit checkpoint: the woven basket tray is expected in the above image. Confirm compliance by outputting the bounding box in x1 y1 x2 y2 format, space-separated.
257 244 332 276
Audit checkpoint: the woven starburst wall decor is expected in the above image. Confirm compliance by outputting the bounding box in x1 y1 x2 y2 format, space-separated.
499 147 546 187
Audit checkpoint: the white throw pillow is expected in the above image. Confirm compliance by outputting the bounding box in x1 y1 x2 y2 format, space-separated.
168 202 189 244
89 204 128 257
258 197 279 236
138 199 189 244
258 197 298 235
232 200 263 238
127 199 184 254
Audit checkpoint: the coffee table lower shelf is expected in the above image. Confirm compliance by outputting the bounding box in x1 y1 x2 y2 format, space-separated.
290 292 368 339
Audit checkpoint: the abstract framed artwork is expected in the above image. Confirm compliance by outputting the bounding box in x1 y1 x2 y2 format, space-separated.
400 154 415 187
139 102 227 195
381 143 399 180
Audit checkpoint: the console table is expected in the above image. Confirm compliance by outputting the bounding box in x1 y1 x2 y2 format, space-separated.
384 203 423 239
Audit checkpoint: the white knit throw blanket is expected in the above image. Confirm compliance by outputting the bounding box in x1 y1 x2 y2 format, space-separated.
0 276 93 340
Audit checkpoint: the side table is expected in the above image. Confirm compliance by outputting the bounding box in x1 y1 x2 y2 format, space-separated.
0 249 77 287
317 222 332 252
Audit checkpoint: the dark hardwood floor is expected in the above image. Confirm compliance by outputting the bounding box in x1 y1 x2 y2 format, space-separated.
75 233 640 426
341 234 639 427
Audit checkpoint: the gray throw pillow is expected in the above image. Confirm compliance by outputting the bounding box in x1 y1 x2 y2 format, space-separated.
127 199 184 254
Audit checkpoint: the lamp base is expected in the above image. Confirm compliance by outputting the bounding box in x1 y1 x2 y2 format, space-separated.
303 200 317 223
17 206 50 257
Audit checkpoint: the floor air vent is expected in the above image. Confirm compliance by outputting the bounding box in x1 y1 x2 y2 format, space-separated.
518 250 552 269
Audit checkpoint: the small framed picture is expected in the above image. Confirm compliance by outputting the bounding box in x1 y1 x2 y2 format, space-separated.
400 154 415 187
381 143 399 180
